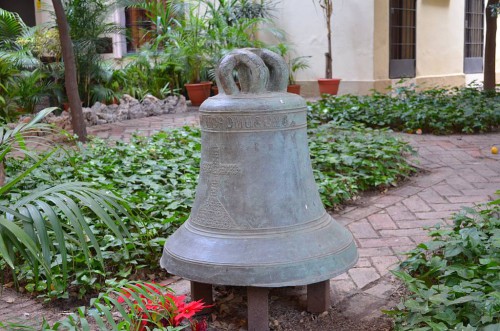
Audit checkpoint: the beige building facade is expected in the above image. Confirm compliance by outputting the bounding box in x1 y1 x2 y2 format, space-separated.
276 0 500 96
4 0 500 96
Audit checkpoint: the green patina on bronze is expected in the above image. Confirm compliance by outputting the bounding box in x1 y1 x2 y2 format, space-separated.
161 48 358 287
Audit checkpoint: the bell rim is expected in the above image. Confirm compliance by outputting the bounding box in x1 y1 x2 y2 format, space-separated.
160 213 359 287
161 239 358 287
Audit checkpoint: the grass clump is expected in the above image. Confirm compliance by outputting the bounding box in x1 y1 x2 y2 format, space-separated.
309 84 500 134
388 196 500 330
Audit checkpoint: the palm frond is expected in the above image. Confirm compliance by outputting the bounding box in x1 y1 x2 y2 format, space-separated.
0 107 59 162
0 182 132 288
0 9 27 49
0 49 40 70
0 108 135 293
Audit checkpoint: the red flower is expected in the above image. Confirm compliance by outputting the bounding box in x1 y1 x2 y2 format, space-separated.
174 300 208 324
166 293 186 308
114 282 210 330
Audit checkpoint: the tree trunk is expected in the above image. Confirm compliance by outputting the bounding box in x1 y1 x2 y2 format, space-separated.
325 30 332 79
484 0 499 91
325 1 333 79
52 0 87 142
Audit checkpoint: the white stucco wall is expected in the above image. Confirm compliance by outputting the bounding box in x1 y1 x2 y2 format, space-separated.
416 0 465 78
331 0 375 81
270 0 374 83
357 0 499 91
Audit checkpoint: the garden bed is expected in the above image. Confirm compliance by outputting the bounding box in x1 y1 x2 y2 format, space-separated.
309 84 500 134
1 121 415 301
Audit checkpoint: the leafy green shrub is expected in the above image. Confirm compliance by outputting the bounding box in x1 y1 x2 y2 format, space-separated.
114 47 183 100
2 123 413 299
388 197 500 330
309 122 415 208
309 85 500 134
0 9 49 121
64 0 122 106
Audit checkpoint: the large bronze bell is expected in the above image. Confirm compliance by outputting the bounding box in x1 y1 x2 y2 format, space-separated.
160 48 358 329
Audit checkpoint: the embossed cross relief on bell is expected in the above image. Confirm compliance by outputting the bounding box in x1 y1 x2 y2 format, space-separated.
160 48 358 330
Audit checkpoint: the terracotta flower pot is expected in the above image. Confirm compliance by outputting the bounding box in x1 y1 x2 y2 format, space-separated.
212 85 219 96
287 84 301 95
318 78 341 96
100 97 119 105
185 81 212 106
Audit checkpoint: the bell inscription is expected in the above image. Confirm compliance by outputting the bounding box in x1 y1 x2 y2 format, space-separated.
199 112 303 131
192 146 242 230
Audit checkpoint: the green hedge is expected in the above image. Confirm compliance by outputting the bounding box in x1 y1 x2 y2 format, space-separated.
309 85 500 134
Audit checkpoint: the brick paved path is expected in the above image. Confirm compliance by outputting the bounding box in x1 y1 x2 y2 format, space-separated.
87 110 200 141
329 132 500 310
1 109 499 327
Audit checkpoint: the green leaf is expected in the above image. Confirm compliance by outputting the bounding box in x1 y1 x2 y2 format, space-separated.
0 149 56 196
447 295 480 305
427 321 449 331
391 270 415 284
480 324 500 331
0 216 52 277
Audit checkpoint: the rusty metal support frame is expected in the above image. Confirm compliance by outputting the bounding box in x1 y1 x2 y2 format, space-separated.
247 287 269 331
190 281 214 315
307 280 331 313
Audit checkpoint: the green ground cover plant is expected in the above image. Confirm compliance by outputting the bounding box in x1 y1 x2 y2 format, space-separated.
1 122 414 300
1 128 201 300
388 195 500 330
308 84 500 134
309 122 415 208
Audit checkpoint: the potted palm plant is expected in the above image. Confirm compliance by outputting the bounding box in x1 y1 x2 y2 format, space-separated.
271 43 310 95
287 55 311 95
314 0 341 95
174 4 211 106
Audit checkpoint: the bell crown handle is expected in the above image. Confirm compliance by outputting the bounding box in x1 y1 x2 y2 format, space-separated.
216 48 289 95
246 48 288 92
216 49 269 96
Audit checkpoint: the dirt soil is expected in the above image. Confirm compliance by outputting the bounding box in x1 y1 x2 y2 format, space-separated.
206 285 396 331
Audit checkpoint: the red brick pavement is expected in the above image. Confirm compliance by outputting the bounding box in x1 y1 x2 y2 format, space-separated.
328 132 500 301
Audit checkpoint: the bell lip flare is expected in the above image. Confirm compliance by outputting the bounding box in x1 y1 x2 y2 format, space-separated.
161 213 358 287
